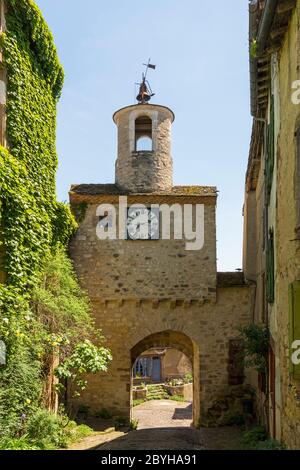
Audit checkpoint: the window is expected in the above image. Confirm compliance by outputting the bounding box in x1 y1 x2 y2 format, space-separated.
265 95 275 204
266 228 275 304
133 357 152 378
135 115 152 151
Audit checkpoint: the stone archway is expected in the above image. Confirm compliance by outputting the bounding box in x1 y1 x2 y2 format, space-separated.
130 330 200 426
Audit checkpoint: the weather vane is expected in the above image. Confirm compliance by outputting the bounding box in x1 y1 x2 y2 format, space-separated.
136 59 156 104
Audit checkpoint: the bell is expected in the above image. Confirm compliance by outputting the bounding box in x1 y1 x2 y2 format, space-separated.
136 81 151 104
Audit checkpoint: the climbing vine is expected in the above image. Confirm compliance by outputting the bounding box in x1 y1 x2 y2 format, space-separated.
0 1 111 440
238 324 269 373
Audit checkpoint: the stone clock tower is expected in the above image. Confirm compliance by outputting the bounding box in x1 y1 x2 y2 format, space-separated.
69 73 251 426
114 103 174 193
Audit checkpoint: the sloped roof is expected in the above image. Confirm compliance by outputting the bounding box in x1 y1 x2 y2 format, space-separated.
70 184 217 197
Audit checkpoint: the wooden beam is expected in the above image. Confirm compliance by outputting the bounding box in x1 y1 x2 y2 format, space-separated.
257 65 269 73
257 76 269 84
277 0 296 15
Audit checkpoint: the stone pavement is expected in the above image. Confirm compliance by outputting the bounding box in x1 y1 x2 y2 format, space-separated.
132 399 194 429
68 400 244 450
97 400 202 450
96 401 243 450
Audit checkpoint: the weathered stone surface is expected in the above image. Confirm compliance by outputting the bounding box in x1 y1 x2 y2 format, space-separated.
69 101 251 427
243 1 300 449
114 104 174 193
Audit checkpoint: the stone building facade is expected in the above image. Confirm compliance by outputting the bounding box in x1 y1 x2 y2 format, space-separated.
133 348 192 384
69 101 252 426
244 0 300 449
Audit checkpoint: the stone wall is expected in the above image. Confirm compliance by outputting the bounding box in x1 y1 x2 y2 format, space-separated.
71 289 251 424
244 1 300 448
69 183 252 426
70 200 217 301
114 104 174 193
275 3 300 448
162 348 192 379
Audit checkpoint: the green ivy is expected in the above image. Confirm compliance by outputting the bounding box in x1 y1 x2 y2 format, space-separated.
0 0 79 438
0 0 76 291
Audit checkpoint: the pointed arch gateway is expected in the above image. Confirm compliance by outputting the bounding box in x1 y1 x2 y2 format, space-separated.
130 330 200 426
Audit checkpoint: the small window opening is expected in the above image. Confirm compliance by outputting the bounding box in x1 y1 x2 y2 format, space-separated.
135 115 152 151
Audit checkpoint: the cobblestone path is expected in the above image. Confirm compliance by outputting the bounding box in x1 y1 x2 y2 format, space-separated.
95 400 243 450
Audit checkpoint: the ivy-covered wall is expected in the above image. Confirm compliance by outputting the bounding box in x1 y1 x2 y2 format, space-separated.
0 0 76 290
0 0 77 432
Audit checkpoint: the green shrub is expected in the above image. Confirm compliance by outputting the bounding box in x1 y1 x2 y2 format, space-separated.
0 435 41 450
64 422 94 444
133 399 146 407
242 426 285 450
114 416 128 430
184 373 193 384
169 395 186 402
0 1 112 445
0 345 42 438
130 419 139 431
255 439 285 450
242 426 268 446
26 409 67 448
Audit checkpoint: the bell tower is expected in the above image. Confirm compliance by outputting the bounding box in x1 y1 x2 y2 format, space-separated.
113 64 175 193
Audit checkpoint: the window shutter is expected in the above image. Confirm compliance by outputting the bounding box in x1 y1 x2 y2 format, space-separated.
289 281 300 380
266 229 275 304
265 96 275 204
295 129 300 236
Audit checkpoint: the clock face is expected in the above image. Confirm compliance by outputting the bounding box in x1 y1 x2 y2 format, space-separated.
127 207 159 240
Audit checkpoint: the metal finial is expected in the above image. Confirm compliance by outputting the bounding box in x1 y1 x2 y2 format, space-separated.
136 59 156 104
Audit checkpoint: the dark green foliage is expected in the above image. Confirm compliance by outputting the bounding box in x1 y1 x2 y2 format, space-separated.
130 419 138 430
238 324 269 373
94 408 113 419
26 409 68 448
242 426 285 450
132 399 146 407
114 416 129 430
0 345 42 438
0 1 111 447
243 426 268 444
169 395 186 402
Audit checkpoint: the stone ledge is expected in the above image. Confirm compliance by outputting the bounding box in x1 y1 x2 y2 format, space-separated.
217 272 246 287
89 298 216 308
70 184 217 197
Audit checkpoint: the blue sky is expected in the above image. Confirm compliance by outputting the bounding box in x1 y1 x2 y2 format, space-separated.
35 0 252 271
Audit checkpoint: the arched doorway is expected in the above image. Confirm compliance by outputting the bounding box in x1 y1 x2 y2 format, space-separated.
130 330 200 426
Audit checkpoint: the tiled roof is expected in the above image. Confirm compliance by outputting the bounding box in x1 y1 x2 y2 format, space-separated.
70 184 217 197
